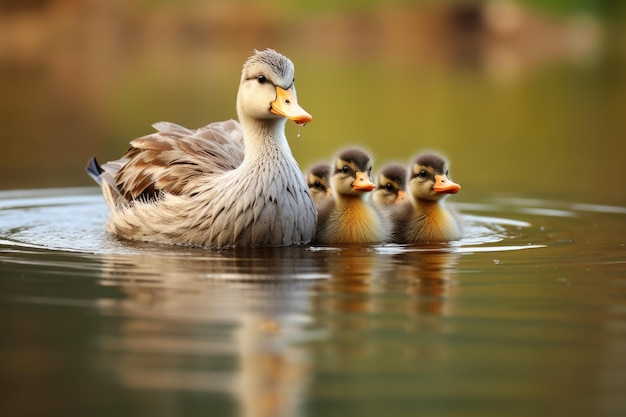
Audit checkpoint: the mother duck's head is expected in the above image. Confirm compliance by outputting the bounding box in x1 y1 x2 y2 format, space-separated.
237 49 312 127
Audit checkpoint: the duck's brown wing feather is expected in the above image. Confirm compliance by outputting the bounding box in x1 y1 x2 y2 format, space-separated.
102 120 244 203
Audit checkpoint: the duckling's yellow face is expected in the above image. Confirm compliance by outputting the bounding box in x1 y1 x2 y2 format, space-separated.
331 158 376 197
373 173 408 205
237 49 312 125
409 163 460 202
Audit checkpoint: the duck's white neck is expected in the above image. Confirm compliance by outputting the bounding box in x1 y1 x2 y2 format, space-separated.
239 115 292 161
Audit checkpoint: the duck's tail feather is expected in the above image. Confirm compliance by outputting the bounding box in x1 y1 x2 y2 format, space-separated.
86 157 104 185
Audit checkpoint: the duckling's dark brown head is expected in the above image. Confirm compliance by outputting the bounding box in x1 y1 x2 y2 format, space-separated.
332 148 376 196
373 163 408 205
409 152 460 202
306 163 331 200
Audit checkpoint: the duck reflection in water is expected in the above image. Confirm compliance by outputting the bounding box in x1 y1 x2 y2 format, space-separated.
94 241 459 415
95 246 327 417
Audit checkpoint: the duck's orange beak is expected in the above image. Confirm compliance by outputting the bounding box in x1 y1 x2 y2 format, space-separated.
433 175 461 194
395 190 408 203
352 172 376 192
270 86 312 126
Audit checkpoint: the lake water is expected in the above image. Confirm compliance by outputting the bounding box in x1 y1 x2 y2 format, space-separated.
1 187 625 417
2 3 626 416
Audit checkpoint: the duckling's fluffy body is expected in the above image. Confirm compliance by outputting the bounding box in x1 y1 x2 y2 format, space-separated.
392 152 462 243
317 195 387 244
315 148 391 244
392 199 462 243
87 49 316 249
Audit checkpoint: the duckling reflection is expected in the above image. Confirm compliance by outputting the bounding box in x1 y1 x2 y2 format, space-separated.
95 246 328 417
309 246 393 360
398 250 460 318
311 246 459 361
313 247 389 317
314 247 459 317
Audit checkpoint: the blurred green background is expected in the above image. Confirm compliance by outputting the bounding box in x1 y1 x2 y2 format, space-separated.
1 0 625 204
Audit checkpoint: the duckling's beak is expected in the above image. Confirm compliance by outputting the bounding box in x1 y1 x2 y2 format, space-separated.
433 175 461 194
270 86 313 126
395 190 408 203
352 172 376 192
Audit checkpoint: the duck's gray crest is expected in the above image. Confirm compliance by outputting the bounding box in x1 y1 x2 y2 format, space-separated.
245 48 292 79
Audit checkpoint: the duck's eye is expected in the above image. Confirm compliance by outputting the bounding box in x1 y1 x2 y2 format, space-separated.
446 170 449 176
342 166 350 174
257 75 266 84
418 170 427 178
385 183 393 191
314 180 321 188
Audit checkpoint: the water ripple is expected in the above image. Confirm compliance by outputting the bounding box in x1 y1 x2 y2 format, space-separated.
0 188 623 258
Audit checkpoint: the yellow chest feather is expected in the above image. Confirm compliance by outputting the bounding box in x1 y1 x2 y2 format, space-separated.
323 201 382 244
409 204 461 243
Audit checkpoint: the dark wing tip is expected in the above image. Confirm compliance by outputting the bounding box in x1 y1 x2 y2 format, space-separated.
86 156 104 184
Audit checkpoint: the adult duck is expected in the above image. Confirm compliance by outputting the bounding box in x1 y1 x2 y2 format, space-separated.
87 49 316 248
391 152 462 243
372 163 408 206
315 148 391 244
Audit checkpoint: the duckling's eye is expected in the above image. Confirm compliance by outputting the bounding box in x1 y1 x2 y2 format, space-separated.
257 75 266 84
446 170 449 176
314 180 321 188
385 183 393 191
342 166 350 174
418 170 427 178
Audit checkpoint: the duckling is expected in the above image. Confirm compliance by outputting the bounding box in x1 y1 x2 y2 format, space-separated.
372 163 408 206
315 148 391 244
391 152 462 243
86 49 316 248
305 163 332 209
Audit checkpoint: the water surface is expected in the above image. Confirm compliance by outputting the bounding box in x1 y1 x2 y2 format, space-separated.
1 4 626 415
1 188 624 417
